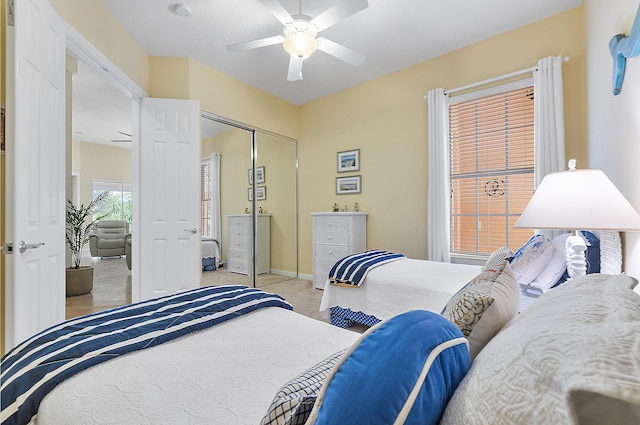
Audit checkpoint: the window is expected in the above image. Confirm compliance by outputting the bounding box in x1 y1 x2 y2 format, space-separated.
92 180 132 227
448 81 535 258
201 159 212 236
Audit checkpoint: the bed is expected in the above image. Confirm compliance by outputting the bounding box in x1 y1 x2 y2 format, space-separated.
1 286 359 425
201 236 220 271
319 231 620 329
319 258 483 328
2 274 639 425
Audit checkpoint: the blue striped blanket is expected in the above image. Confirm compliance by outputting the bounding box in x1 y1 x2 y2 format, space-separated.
329 250 405 288
0 285 292 425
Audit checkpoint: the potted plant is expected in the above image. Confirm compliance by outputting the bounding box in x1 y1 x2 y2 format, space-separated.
65 191 108 296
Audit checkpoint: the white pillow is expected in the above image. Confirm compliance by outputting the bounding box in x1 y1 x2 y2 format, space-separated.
530 240 566 290
440 274 640 425
510 235 554 285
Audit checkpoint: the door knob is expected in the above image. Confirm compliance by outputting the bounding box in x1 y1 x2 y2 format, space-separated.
19 240 45 253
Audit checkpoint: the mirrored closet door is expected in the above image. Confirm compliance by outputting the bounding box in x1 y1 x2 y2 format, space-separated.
200 113 298 289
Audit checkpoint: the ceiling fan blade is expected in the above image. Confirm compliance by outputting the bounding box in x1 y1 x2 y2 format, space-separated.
226 35 284 52
312 0 369 31
317 38 365 66
259 0 294 25
287 56 304 81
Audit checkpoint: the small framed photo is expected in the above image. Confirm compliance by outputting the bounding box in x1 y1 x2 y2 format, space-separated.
336 176 361 195
256 186 266 201
337 149 360 173
249 186 267 201
248 166 266 185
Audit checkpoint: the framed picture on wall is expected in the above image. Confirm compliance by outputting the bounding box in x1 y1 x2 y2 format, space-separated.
337 149 360 173
256 166 265 184
256 186 267 201
248 186 267 201
248 166 266 184
336 175 361 195
1 106 5 152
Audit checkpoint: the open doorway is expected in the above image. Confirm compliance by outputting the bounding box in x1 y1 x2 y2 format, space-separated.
65 57 133 318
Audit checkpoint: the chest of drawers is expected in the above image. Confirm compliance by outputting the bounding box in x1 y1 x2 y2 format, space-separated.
311 212 367 289
227 214 270 275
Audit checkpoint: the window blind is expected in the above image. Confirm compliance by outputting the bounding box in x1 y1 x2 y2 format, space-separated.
449 86 535 257
201 160 212 236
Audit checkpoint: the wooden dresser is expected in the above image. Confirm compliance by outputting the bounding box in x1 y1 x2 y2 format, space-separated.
311 212 367 289
227 214 270 275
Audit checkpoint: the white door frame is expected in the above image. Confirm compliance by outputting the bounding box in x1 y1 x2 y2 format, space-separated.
65 21 147 303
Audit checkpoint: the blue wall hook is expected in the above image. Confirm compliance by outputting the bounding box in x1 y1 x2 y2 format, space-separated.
609 4 640 95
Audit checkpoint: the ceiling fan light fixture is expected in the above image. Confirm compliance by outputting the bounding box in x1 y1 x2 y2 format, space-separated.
282 19 319 59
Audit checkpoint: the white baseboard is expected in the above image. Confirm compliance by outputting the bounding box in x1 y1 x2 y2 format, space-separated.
269 269 297 278
297 272 313 282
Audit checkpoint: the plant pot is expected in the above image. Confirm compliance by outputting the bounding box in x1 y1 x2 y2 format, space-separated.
66 266 94 297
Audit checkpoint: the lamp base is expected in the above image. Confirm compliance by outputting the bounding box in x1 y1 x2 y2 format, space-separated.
566 233 587 280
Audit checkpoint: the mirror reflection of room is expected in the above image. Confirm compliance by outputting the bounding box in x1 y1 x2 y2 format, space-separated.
200 117 298 289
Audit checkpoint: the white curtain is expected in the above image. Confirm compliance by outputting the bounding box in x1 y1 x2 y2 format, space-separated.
209 153 222 245
427 88 451 262
533 55 566 239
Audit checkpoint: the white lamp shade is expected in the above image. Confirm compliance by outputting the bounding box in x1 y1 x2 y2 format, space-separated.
514 169 640 230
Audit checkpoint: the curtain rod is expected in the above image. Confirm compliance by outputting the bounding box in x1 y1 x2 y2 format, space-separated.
423 56 570 100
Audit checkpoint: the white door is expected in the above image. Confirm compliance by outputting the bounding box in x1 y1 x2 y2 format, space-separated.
4 0 67 349
137 98 202 300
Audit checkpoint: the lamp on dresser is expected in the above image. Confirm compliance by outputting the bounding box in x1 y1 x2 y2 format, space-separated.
515 159 640 279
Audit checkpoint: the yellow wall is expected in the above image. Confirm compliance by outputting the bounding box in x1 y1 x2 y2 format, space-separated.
148 57 299 138
49 0 149 92
72 140 132 207
297 6 586 275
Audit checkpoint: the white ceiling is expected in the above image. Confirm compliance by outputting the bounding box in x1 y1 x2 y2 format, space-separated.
72 0 582 145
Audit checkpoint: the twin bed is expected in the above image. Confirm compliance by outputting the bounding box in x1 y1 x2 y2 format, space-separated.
319 258 482 328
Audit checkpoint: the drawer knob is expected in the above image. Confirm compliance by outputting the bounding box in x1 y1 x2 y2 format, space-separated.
328 235 332 240
328 222 332 227
328 250 333 255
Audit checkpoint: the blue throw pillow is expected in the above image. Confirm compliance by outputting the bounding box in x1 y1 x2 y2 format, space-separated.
306 311 471 425
553 231 600 287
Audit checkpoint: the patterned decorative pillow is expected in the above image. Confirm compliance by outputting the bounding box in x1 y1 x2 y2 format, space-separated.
440 274 640 425
482 246 513 271
441 261 519 359
510 234 555 285
306 311 470 425
260 349 347 425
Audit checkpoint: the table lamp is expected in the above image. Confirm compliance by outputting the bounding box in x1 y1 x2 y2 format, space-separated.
515 159 640 279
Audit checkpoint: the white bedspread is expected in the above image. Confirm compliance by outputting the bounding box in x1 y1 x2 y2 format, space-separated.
201 236 219 260
319 258 482 321
35 308 358 425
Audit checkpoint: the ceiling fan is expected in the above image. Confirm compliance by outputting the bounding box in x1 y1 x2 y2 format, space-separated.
227 0 368 81
111 131 131 143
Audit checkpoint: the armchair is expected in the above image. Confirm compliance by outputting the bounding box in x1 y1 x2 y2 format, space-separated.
89 220 129 258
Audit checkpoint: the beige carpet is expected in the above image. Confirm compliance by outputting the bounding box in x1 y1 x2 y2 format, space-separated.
66 257 366 333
